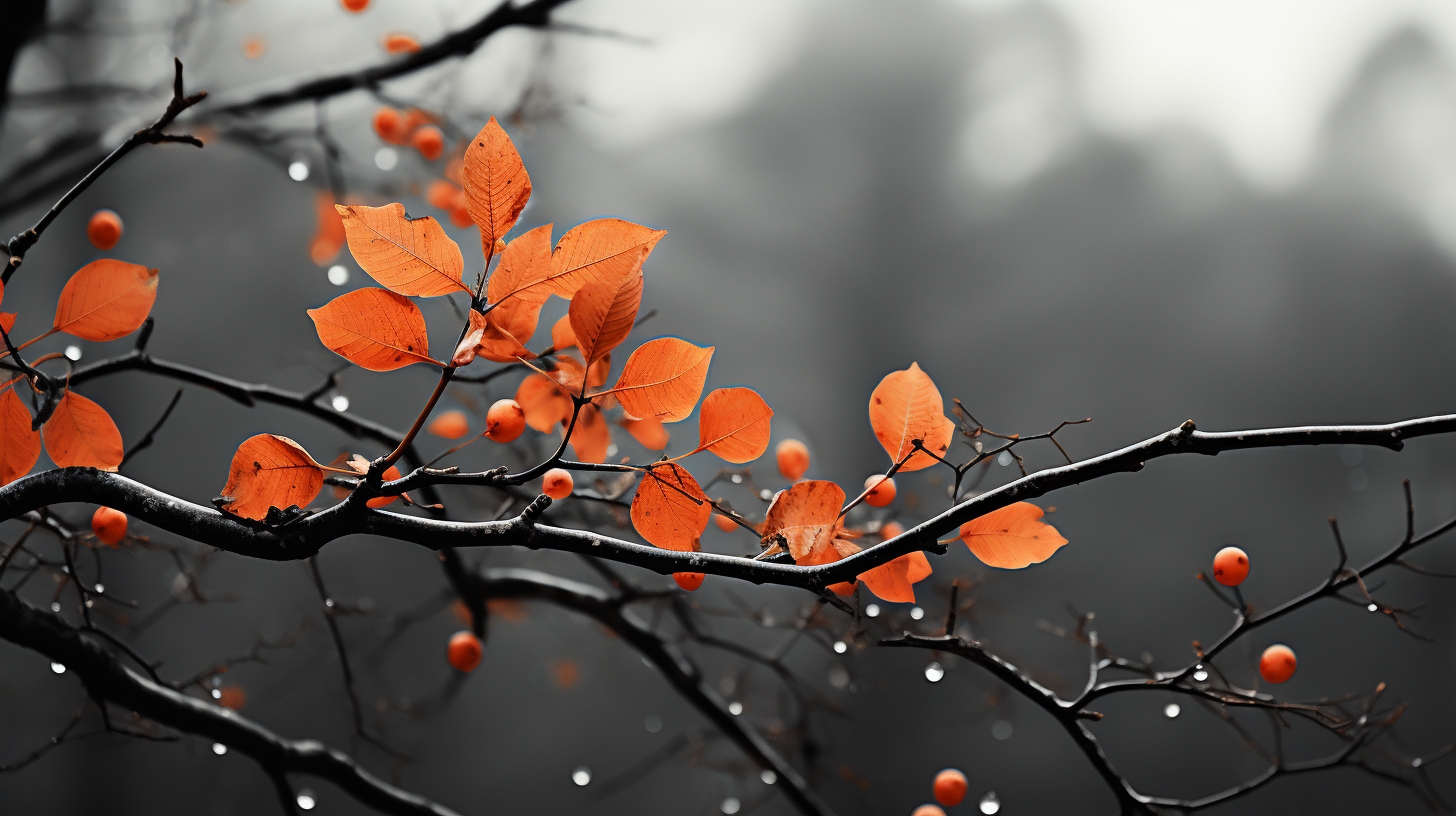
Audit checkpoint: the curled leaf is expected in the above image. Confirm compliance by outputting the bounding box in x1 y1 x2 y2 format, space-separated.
760 480 844 564
0 387 42 486
217 434 324 521
958 502 1068 569
609 338 713 423
630 463 710 552
53 259 159 341
337 203 467 297
868 362 955 472
463 117 531 254
307 287 438 371
694 387 772 463
42 390 123 471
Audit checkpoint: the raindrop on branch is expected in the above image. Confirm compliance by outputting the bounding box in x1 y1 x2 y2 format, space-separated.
50 602 61 613
212 743 227 756
93 583 104 594
760 770 777 785
1367 603 1379 613
1193 666 1208 682
50 662 66 674
331 395 350 412
979 791 1000 814
865 604 880 618
64 346 82 361
721 797 741 814
1164 703 1181 718
728 702 743 716
731 474 743 484
833 641 847 654
997 451 1013 467
910 606 924 620
327 265 349 286
211 689 222 699
288 160 310 182
571 767 592 786
296 790 316 810
925 662 945 683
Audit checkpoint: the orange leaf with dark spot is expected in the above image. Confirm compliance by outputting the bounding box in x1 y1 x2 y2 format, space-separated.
867 362 955 472
958 502 1068 569
608 338 713 423
217 434 324 521
621 417 668 450
310 192 346 265
0 387 42 486
630 463 709 552
694 387 772 463
337 203 467 297
42 390 122 471
308 288 438 371
52 259 158 341
463 117 531 255
568 259 643 365
567 403 611 463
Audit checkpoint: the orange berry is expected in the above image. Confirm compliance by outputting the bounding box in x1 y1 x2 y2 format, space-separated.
449 206 473 228
447 630 482 672
1259 644 1297 684
864 474 897 507
933 769 968 807
383 33 421 54
241 35 266 59
401 108 432 134
427 410 469 440
542 468 574 500
412 125 444 161
426 179 462 211
91 506 128 547
776 439 810 480
713 513 737 533
673 572 705 591
86 209 123 250
372 107 406 144
339 0 369 11
880 520 905 541
485 399 525 443
912 806 947 816
1212 546 1249 586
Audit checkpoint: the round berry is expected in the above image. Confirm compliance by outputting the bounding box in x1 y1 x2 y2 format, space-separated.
713 513 738 533
485 399 526 443
1259 644 1297 684
912 806 947 816
673 572 704 591
91 506 127 547
412 125 445 161
933 769 967 807
339 0 369 11
776 439 810 481
87 209 123 250
542 468 574 500
1212 546 1249 586
880 520 905 541
447 630 482 672
372 107 405 144
383 33 421 54
864 475 897 507
427 410 469 440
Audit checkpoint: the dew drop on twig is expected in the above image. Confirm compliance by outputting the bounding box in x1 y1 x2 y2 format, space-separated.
979 791 1000 814
925 662 945 683
571 767 591 786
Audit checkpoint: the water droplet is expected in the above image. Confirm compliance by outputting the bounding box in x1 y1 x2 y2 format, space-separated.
327 265 349 286
324 598 335 608
1193 669 1208 682
212 743 227 755
991 719 1013 740
828 666 850 688
93 583 104 593
1367 603 1379 613
1413 757 1423 768
997 451 1013 467
296 790 316 810
571 767 591 786
924 662 945 683
979 791 1000 814
833 641 848 654
50 662 65 674
721 797 741 814
84 599 93 608
606 444 619 458
375 147 398 171
761 611 775 627
728 701 743 716
760 770 777 785
644 715 662 733
288 161 310 182
910 606 924 620
1165 703 1181 718
211 689 222 699
759 489 773 501
50 602 60 613
331 395 350 412
63 345 82 361
731 474 743 484
865 604 880 618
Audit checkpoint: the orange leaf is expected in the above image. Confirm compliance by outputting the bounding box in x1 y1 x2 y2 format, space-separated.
621 417 668 450
307 288 438 371
52 259 158 341
854 546 933 604
42 390 122 471
609 338 713 423
515 373 574 432
958 502 1068 569
867 362 955 472
337 203 467 297
1 313 14 335
341 455 404 508
487 223 554 309
567 403 611 463
543 219 665 299
630 463 709 552
217 434 325 521
462 117 531 255
0 387 42 486
551 314 576 350
310 192 346 265
760 480 845 564
568 261 643 365
694 387 772 463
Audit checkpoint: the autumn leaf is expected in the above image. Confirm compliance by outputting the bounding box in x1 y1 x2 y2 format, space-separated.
42 390 123 471
516 372 575 432
341 454 404 508
456 306 536 366
217 434 325 521
1 313 14 336
693 387 772 463
308 288 439 371
0 387 42 486
760 480 845 564
486 223 554 309
847 543 933 604
542 219 666 299
310 191 346 265
868 362 956 472
621 417 669 450
337 203 467 297
567 403 611 464
958 502 1068 569
551 314 576 350
52 259 158 342
630 463 710 552
462 117 531 254
568 260 643 365
608 338 713 423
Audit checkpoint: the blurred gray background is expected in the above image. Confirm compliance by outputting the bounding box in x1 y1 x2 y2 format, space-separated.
3 0 1456 814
